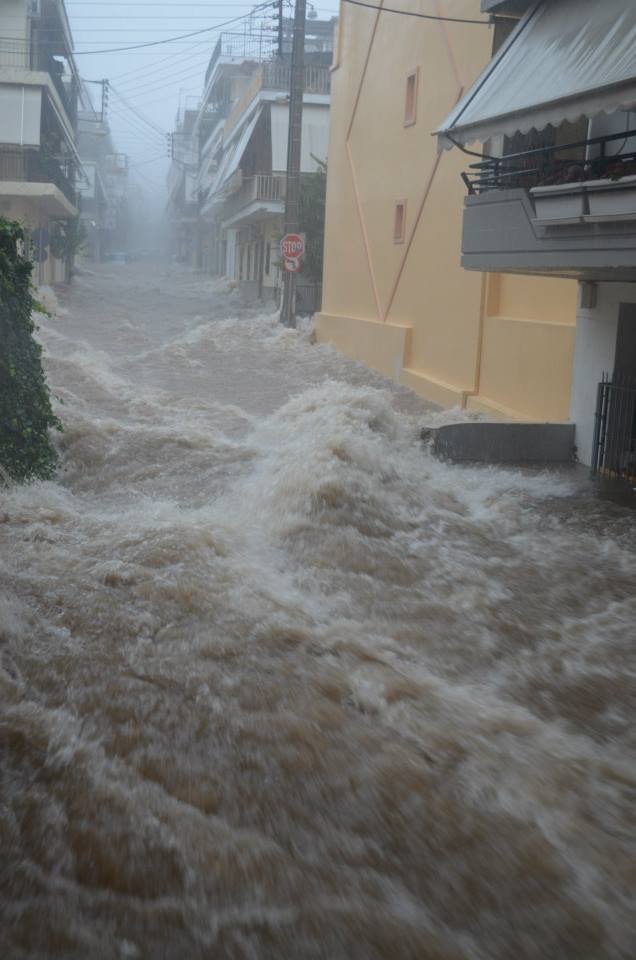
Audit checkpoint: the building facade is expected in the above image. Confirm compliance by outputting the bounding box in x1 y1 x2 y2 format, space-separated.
438 0 636 472
315 0 577 422
76 87 129 263
0 0 81 283
167 18 333 304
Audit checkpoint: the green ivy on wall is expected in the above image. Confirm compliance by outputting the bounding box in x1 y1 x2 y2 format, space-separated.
0 218 62 483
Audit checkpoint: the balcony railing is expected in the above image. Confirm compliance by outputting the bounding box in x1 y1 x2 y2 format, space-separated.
261 62 331 95
223 174 286 221
0 37 76 124
0 147 77 207
461 128 636 195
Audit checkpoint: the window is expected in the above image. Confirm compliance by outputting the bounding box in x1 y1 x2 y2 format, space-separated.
393 200 406 243
246 245 252 281
239 246 244 280
265 240 271 276
404 69 419 126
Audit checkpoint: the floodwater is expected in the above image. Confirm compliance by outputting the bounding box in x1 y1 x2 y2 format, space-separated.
1 263 635 960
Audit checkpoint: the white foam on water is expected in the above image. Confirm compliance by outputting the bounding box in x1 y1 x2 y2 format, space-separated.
1 264 634 959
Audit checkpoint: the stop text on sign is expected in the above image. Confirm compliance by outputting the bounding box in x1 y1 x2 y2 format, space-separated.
281 233 305 259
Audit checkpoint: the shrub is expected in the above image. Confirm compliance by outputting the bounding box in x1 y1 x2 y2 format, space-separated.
0 218 62 483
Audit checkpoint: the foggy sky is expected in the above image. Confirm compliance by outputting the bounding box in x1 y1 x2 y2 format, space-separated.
68 0 342 196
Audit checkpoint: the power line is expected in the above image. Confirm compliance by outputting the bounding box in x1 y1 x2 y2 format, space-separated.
114 59 210 99
130 155 171 168
341 0 490 25
112 42 212 85
72 2 275 55
110 85 168 135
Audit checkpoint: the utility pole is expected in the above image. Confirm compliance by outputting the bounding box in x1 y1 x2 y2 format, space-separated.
280 0 306 328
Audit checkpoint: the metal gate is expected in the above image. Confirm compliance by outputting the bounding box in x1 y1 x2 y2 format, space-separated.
592 373 636 480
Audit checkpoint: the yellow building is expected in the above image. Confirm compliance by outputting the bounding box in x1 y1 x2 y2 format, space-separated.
315 0 578 421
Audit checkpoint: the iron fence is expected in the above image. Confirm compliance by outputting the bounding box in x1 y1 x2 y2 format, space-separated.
295 282 322 316
592 373 636 482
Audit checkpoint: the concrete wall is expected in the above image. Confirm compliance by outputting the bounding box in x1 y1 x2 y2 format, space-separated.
315 0 578 422
570 282 636 465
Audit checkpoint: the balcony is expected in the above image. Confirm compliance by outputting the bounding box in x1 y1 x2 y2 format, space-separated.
224 62 331 138
459 129 636 282
222 174 286 226
0 37 77 126
0 147 77 214
261 63 331 95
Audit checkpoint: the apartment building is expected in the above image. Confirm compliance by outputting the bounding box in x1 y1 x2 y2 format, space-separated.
167 17 333 304
316 1 577 424
76 88 129 263
437 0 636 474
0 0 81 283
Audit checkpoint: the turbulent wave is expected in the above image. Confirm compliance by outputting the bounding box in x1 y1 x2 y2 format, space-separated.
1 265 634 959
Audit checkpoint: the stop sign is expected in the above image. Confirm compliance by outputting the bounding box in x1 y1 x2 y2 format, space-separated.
281 233 305 259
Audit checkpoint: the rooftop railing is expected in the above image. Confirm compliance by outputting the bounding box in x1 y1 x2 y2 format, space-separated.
461 129 636 195
205 31 277 87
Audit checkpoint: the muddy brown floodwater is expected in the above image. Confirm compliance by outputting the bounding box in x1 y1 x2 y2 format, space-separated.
1 263 635 959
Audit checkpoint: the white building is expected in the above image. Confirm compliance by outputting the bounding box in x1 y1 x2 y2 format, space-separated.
168 19 333 304
0 0 81 282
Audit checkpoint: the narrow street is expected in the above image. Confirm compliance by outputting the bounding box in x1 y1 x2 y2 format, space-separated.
1 262 635 959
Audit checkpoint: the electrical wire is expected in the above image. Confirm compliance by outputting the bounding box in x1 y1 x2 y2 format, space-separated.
110 85 168 135
72 2 276 55
130 155 171 168
341 0 489 25
113 55 212 98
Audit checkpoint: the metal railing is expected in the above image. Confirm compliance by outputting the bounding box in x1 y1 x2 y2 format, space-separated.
223 174 286 220
0 147 76 207
592 373 636 482
461 129 636 196
295 282 322 316
0 36 31 68
206 30 277 86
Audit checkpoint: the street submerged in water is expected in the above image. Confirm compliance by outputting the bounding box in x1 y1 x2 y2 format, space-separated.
1 262 635 959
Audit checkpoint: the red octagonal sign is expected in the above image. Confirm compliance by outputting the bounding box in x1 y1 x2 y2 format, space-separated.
281 233 305 259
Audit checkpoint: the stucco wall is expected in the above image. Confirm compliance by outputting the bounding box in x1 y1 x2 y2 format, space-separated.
316 0 578 422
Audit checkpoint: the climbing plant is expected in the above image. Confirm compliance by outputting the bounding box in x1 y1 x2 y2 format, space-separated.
0 218 62 483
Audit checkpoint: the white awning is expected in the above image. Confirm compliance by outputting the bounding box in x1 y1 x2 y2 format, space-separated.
435 0 636 150
210 108 261 196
